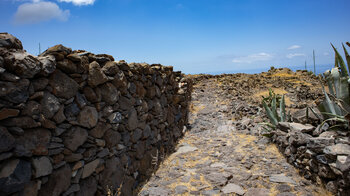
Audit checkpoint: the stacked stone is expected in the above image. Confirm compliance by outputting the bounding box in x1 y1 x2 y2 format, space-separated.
272 122 350 195
0 33 192 196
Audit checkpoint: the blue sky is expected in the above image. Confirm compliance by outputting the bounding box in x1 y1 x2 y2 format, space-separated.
1 0 350 74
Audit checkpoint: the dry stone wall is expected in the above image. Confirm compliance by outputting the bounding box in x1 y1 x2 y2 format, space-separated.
0 33 192 196
272 121 350 195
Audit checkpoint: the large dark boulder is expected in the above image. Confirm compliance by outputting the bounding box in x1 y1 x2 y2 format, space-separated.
38 165 71 196
4 51 41 78
0 159 31 195
49 70 79 99
0 126 15 153
0 33 23 50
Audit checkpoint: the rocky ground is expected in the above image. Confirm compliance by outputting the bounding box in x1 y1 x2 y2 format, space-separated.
139 69 332 196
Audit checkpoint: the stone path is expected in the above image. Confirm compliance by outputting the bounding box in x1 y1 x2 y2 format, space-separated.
139 78 331 196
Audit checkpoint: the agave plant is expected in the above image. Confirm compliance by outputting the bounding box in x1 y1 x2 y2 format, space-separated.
262 92 290 126
318 43 350 128
261 88 282 107
260 89 291 136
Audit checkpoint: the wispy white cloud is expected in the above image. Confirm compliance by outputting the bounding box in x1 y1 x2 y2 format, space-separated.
13 1 70 24
323 52 330 56
58 0 95 6
232 52 273 63
286 53 306 59
287 45 301 50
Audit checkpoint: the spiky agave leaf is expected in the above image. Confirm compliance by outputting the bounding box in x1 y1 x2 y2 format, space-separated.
331 67 341 98
309 107 323 120
324 70 335 96
271 95 279 121
332 43 349 77
327 78 336 97
279 95 286 122
259 122 276 137
335 54 339 68
262 99 278 126
339 76 350 104
322 85 337 115
343 43 350 72
336 98 350 114
320 117 348 128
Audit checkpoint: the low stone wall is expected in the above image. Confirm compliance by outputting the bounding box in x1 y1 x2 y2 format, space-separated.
272 122 350 195
0 33 192 196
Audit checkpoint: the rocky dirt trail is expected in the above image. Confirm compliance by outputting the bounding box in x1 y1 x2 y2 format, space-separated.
139 77 331 196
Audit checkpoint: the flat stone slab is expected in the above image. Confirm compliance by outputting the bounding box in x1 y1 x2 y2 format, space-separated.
245 188 270 196
174 145 198 155
269 174 296 185
221 183 245 195
324 144 350 156
289 122 314 133
210 162 227 168
143 187 170 196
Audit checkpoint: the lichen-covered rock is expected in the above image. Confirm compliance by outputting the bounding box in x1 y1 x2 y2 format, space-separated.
88 61 109 87
77 106 98 128
324 144 350 156
40 92 60 119
102 61 119 76
108 112 123 124
4 51 41 78
112 70 127 90
99 82 119 104
38 55 56 76
0 33 23 49
0 79 29 103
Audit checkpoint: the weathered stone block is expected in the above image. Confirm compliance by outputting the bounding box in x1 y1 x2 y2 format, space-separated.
77 106 98 128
